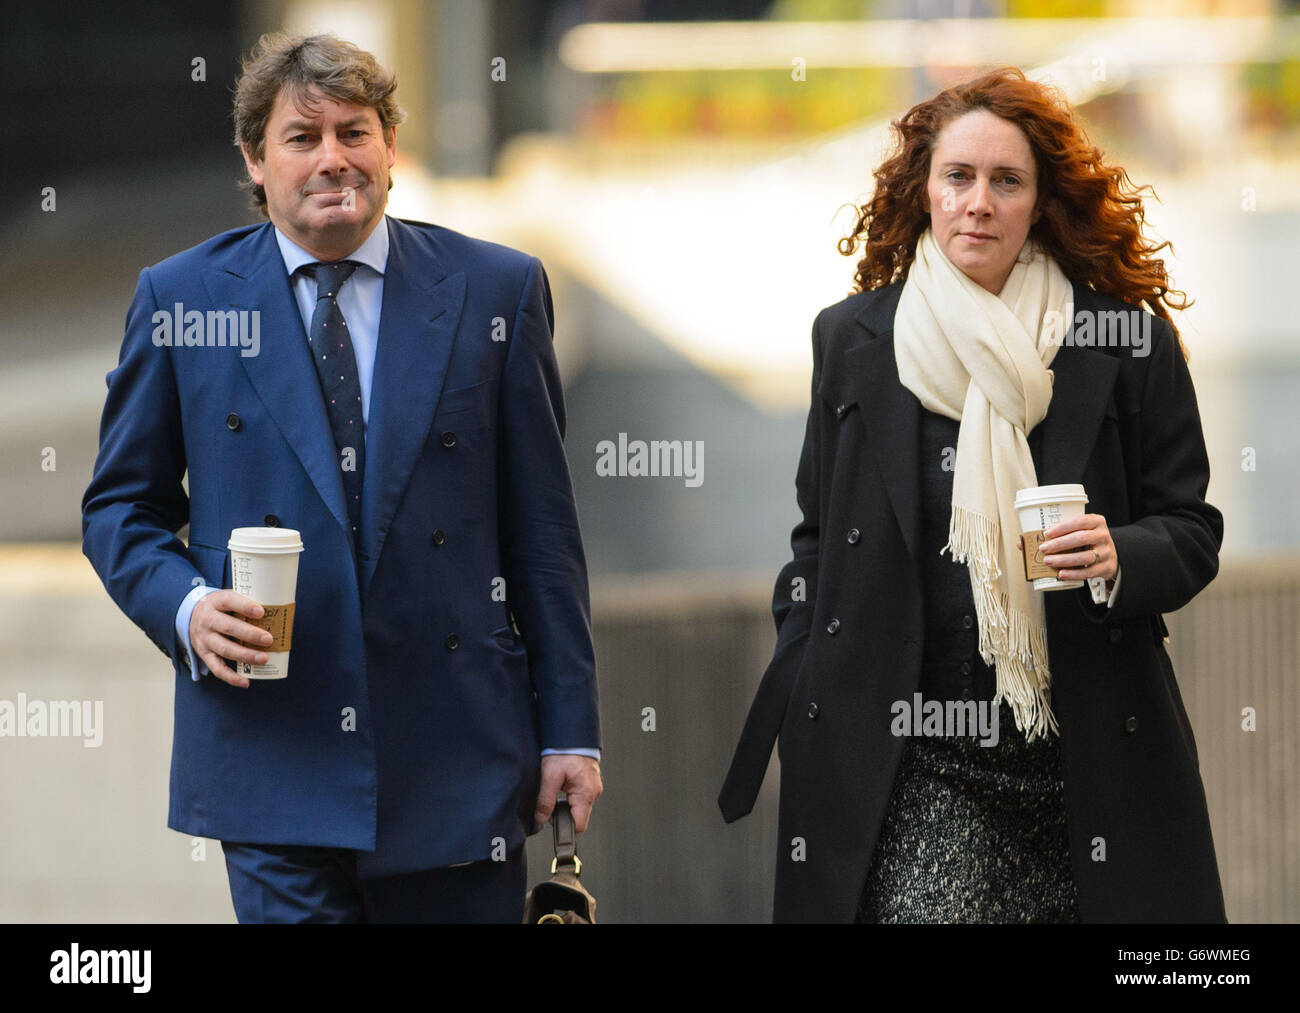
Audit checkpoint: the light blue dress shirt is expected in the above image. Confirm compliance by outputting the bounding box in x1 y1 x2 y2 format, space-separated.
173 215 597 760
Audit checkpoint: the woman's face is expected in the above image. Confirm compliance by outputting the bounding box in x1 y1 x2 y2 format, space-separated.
923 108 1042 295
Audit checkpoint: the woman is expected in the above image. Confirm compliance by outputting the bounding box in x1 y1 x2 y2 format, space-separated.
719 67 1226 924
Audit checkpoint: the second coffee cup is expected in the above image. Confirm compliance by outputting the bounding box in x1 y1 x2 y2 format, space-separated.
1014 484 1087 591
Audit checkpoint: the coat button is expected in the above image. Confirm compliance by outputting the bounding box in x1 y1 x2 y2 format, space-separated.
445 634 459 650
432 528 445 546
961 687 972 701
847 528 860 545
826 618 840 635
961 614 974 629
960 661 972 676
1124 715 1138 733
226 412 241 431
441 431 456 448
1109 627 1124 643
807 702 819 719
264 514 279 527
835 404 846 418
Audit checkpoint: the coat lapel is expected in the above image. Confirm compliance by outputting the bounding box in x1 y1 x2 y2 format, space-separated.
1034 286 1121 487
359 218 466 597
842 280 1120 572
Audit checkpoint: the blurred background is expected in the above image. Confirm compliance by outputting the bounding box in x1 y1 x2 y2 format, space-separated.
1 0 1296 922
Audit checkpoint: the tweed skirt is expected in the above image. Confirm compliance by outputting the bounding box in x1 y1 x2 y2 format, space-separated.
856 697 1080 923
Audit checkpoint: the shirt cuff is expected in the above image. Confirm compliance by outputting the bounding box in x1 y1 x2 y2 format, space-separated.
175 583 221 682
541 748 601 760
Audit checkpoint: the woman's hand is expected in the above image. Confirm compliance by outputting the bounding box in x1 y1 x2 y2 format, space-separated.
1015 513 1119 581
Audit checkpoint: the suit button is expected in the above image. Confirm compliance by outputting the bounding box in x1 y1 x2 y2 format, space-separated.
441 431 456 448
807 702 819 719
264 514 280 527
1124 716 1138 733
961 688 972 701
826 618 840 635
961 614 974 629
1109 627 1123 643
225 412 241 431
960 661 972 676
445 634 459 651
432 528 445 546
847 528 860 545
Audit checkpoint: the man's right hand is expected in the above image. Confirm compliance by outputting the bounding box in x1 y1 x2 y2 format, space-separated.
188 590 271 688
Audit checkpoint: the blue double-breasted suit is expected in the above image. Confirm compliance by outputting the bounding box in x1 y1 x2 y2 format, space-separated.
82 214 601 879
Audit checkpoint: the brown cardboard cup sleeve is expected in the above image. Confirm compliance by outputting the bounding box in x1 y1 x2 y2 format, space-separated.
240 602 295 652
1021 530 1058 581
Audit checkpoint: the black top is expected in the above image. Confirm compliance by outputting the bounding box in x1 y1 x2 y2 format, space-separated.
916 408 1045 705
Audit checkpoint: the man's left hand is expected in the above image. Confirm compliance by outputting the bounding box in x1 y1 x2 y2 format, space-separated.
535 755 602 832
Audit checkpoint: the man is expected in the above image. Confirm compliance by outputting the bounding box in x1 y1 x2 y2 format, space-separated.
81 33 602 923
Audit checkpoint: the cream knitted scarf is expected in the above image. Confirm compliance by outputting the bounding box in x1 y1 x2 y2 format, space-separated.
894 226 1073 740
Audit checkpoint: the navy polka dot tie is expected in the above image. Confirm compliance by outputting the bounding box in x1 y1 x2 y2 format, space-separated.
301 260 365 554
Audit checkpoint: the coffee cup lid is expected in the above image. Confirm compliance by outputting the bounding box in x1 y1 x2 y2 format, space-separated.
1014 484 1087 508
228 527 304 554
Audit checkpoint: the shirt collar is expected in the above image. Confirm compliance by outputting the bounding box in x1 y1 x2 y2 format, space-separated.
272 213 390 279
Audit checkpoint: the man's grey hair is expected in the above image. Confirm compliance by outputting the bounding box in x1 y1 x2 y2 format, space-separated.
232 32 406 215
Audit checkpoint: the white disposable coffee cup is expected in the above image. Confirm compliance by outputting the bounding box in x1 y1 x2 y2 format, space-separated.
1014 484 1087 591
226 527 304 680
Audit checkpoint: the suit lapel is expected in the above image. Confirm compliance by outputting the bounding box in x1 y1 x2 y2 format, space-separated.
841 280 1120 571
359 217 466 597
202 224 352 539
201 219 468 598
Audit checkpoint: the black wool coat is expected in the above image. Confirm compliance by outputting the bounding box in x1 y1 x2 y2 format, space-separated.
720 279 1227 923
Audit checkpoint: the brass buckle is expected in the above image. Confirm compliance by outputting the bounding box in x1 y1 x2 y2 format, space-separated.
551 855 582 876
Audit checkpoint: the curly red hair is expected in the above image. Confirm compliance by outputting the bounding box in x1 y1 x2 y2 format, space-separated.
838 67 1191 359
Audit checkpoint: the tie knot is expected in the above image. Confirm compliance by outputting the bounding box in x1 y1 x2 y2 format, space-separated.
305 260 358 299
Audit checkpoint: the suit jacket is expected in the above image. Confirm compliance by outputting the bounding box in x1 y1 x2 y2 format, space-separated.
720 280 1226 923
82 215 601 877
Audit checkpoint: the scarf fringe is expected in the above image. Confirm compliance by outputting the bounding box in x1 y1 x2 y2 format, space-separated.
943 506 1059 741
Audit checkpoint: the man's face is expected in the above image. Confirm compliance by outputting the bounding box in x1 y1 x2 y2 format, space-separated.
922 108 1041 295
242 84 396 259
